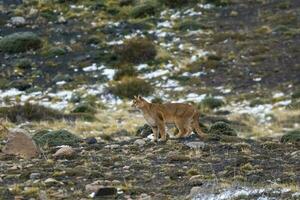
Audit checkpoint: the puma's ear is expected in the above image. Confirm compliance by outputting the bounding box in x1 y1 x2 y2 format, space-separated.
134 95 137 99
138 95 142 100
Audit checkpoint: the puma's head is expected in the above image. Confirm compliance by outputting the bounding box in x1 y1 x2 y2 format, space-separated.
132 95 148 109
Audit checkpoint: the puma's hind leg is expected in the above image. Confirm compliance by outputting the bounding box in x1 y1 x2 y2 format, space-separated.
174 119 189 138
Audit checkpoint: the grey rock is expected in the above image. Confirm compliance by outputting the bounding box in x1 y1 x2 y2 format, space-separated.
10 16 26 26
134 139 146 146
30 172 41 180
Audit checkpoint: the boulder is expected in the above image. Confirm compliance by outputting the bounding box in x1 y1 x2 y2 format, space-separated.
10 16 26 26
2 128 40 159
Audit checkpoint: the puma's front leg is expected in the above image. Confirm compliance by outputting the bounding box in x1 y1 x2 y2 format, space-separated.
151 126 159 142
157 122 167 142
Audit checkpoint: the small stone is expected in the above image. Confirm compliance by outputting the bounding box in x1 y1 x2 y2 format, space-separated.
94 187 117 197
58 16 66 23
44 178 58 186
2 128 40 159
187 186 202 199
53 146 75 159
30 173 41 180
10 16 26 26
85 137 97 144
85 183 101 193
134 139 146 146
229 11 238 17
185 141 207 149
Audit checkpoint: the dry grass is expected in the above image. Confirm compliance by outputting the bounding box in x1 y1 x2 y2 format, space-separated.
228 108 300 138
29 102 145 138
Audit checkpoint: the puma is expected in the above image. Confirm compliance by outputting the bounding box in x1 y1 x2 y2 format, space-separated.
132 96 205 142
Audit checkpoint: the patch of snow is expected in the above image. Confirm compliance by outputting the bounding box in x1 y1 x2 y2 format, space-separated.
0 88 24 98
142 69 169 79
273 92 285 98
83 63 98 72
157 21 173 28
136 64 149 71
274 100 291 106
253 77 262 82
56 81 66 85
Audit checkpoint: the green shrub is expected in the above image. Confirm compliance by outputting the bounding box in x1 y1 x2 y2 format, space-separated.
0 103 66 122
71 103 96 114
46 47 66 57
0 32 42 53
208 121 237 136
113 66 138 81
176 19 204 31
108 77 153 99
281 130 300 143
116 37 156 64
163 0 198 7
249 99 265 107
0 77 10 89
292 90 300 99
33 129 81 147
204 0 232 6
130 0 159 18
200 97 224 110
14 58 34 69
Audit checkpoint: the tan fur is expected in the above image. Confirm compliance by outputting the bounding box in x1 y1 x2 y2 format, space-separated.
132 96 205 141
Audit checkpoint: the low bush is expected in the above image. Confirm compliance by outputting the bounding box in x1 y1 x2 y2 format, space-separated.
208 121 237 136
200 97 224 110
281 130 300 143
0 103 70 122
33 129 81 147
108 77 154 99
115 37 156 64
0 32 42 53
130 0 159 18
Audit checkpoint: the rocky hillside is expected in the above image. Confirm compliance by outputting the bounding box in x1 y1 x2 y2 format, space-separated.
0 0 300 199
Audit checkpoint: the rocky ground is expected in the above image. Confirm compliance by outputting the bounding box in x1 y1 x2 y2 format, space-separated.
0 0 300 199
0 128 300 199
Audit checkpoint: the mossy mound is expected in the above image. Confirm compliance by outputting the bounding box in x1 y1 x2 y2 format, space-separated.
108 77 154 99
33 129 81 147
208 121 237 136
0 32 42 53
281 130 300 144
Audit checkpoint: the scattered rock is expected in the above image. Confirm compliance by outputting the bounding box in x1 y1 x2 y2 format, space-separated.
85 182 102 193
185 141 207 149
53 146 75 159
10 16 26 26
134 139 146 146
30 172 41 180
2 128 40 159
44 178 60 186
136 124 152 138
94 187 117 197
85 137 97 144
187 186 202 199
